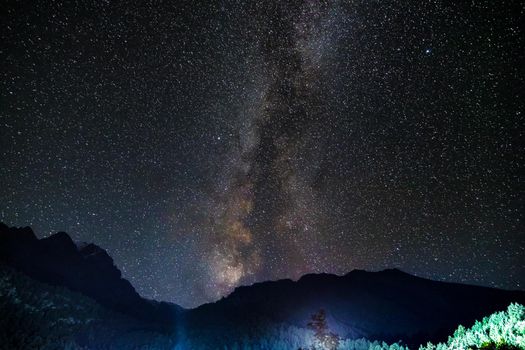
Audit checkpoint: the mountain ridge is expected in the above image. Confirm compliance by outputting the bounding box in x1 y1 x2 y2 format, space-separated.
188 258 525 346
1 222 524 347
0 222 179 325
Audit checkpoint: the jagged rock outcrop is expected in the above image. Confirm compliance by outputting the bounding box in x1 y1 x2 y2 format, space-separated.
0 223 178 325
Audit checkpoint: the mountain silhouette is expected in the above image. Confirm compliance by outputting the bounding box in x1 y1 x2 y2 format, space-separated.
186 268 525 346
0 223 178 325
1 222 524 348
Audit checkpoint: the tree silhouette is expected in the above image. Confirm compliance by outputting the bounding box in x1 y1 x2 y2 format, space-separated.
307 309 340 350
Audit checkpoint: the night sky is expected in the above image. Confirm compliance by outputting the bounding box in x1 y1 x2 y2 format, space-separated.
1 0 523 308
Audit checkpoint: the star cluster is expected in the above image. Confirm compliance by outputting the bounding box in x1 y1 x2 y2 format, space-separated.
1 0 523 307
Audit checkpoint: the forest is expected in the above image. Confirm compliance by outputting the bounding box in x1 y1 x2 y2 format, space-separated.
1 264 523 350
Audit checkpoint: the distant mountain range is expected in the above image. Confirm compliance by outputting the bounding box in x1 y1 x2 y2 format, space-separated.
187 268 525 346
1 222 523 349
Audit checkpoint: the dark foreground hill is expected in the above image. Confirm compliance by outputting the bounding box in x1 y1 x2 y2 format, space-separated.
1 222 524 349
0 264 177 350
186 269 525 347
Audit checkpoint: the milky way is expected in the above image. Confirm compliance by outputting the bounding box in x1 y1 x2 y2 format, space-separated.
203 1 340 296
1 0 524 307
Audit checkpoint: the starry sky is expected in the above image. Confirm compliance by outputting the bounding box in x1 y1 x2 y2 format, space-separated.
1 0 524 308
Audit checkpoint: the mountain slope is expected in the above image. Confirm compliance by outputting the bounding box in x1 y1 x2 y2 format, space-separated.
0 223 178 324
186 269 525 346
2 222 523 349
0 264 176 350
